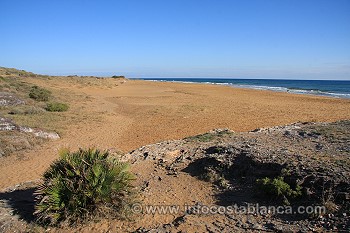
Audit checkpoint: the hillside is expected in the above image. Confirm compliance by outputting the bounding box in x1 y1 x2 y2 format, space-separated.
0 67 126 157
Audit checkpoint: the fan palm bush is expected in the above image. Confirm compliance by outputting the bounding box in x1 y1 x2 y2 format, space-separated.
34 148 134 225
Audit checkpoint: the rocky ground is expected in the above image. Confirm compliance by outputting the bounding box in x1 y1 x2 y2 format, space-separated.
126 121 350 232
0 92 59 157
0 120 349 232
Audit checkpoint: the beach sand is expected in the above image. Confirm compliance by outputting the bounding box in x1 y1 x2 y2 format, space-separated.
1 78 350 189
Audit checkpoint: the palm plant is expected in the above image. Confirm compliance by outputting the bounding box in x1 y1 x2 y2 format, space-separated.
34 148 134 225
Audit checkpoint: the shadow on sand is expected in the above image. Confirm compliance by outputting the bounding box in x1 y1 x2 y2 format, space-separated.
0 187 36 223
183 150 285 205
182 149 311 221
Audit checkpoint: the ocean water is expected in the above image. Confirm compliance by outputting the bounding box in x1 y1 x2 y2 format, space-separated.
137 78 350 99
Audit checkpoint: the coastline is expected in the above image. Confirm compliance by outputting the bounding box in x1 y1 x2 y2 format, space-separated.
135 78 350 99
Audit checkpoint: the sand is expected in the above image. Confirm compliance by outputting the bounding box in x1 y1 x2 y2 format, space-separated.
1 78 350 189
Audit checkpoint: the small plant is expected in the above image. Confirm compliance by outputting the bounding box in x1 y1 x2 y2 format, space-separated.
199 167 220 182
256 177 302 204
35 148 134 225
186 133 216 142
29 86 51 101
217 176 230 189
186 130 233 142
45 102 69 112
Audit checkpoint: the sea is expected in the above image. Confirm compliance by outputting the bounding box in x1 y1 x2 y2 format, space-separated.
136 78 350 99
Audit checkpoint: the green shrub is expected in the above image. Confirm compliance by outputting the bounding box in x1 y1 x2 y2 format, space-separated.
45 102 69 112
256 177 302 204
29 86 51 101
34 148 134 225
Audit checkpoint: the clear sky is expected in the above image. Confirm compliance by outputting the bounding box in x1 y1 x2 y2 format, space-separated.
1 0 350 79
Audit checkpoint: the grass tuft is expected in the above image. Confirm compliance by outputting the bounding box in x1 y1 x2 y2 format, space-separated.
45 102 69 112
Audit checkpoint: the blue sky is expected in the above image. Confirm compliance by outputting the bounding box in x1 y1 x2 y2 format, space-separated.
1 0 350 79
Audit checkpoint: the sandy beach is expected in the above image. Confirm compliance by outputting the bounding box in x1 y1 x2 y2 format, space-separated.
1 77 350 189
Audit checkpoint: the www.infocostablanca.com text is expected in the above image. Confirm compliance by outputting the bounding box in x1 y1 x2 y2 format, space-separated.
131 203 326 216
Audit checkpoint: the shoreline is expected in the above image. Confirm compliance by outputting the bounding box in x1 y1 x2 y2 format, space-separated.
134 78 350 99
